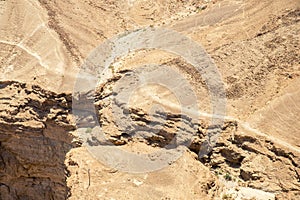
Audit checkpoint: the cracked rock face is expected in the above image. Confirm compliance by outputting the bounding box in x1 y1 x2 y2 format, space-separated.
2 79 299 200
203 122 300 199
0 81 76 200
91 69 209 153
1 0 300 199
88 69 300 199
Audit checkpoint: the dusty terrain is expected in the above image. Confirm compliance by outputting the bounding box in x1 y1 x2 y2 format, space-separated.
0 0 300 199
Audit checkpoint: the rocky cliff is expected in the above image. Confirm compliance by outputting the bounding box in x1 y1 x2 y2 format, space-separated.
0 81 77 199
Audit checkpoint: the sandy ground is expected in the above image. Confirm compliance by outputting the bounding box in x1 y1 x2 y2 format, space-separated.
1 0 300 199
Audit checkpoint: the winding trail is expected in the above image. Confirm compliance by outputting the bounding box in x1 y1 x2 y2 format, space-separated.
0 39 49 69
148 93 300 154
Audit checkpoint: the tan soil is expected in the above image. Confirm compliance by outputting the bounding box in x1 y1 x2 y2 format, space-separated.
0 0 300 199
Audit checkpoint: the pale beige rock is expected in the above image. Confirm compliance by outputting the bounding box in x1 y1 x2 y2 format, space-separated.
1 0 300 199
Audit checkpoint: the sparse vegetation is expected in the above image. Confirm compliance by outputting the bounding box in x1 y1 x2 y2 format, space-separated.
214 168 224 176
109 65 115 74
85 127 92 133
222 193 233 200
224 173 232 181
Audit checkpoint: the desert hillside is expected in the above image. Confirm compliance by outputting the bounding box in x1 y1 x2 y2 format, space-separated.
0 0 300 199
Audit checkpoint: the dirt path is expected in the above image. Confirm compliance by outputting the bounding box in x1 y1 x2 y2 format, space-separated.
145 91 300 154
0 38 49 69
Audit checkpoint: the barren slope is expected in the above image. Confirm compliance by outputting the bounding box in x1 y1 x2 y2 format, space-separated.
0 0 300 200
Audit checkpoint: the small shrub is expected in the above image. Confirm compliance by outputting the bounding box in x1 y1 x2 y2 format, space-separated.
109 65 115 73
85 127 92 133
222 194 233 200
224 173 232 181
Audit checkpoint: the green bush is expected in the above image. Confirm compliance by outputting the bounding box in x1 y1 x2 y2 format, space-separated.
224 173 232 181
